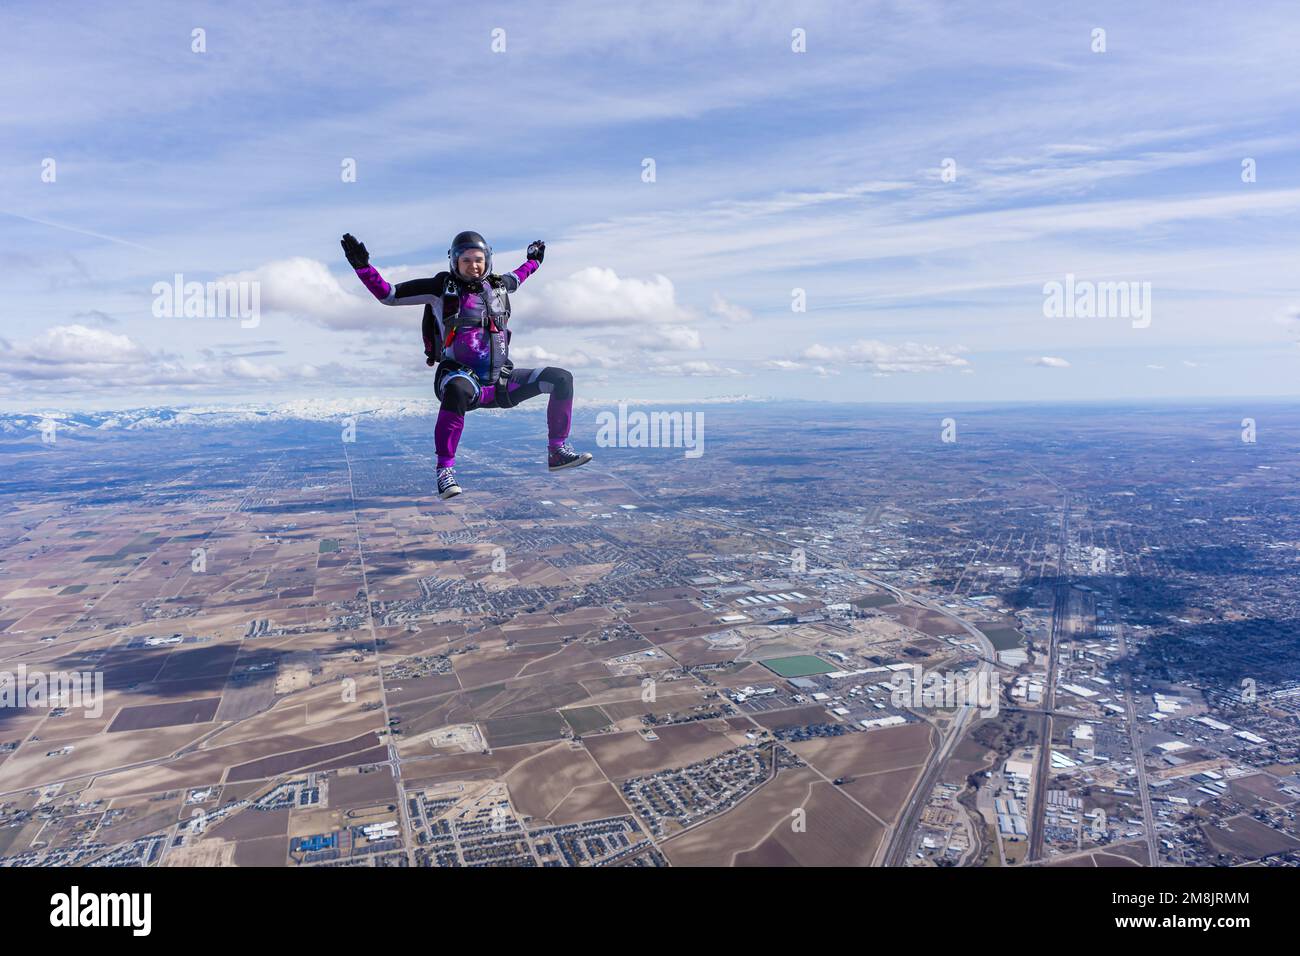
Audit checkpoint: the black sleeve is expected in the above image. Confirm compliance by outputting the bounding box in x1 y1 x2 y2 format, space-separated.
389 275 445 305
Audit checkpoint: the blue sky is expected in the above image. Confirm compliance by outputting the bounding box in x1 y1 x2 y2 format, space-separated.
2 0 1298 411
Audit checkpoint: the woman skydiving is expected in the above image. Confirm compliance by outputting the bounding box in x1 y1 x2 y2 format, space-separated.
341 230 592 499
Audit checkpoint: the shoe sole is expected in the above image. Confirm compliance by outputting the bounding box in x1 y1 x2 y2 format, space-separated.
549 454 593 472
438 486 462 499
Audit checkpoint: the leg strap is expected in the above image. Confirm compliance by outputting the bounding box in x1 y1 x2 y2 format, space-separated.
492 367 520 408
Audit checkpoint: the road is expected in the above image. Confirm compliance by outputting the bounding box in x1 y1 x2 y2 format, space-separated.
1114 611 1160 865
343 441 416 864
1027 496 1069 861
880 587 998 866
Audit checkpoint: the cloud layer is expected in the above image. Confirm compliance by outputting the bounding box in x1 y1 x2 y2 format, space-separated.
3 1 1299 407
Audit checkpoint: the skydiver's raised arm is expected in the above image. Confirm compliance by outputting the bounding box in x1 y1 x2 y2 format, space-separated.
499 240 546 292
341 233 443 305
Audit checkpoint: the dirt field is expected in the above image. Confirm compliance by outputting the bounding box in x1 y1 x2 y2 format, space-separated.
161 837 237 866
548 782 630 825
0 723 216 792
840 765 925 824
1229 773 1295 806
209 806 291 841
233 836 288 866
624 601 722 646
663 766 884 866
486 680 597 718
503 742 612 823
108 697 221 732
787 723 935 779
881 605 968 637
1045 841 1148 867
600 691 709 723
559 706 612 735
751 705 834 730
1202 814 1300 857
322 773 394 815
403 723 484 755
583 720 746 781
225 732 383 782
401 742 556 789
480 711 568 748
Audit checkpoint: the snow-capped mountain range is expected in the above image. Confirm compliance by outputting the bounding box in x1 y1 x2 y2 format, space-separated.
1 395 764 434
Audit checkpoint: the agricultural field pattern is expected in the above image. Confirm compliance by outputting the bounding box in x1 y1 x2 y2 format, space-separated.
2 399 1299 868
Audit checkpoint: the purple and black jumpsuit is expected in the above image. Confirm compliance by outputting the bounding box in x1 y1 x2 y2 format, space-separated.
351 258 574 468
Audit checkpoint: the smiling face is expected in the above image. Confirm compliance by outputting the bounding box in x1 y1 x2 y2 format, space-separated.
456 249 486 279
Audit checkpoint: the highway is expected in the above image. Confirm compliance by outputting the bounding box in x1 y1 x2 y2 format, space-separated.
879 587 997 867
1027 496 1069 861
1114 609 1160 865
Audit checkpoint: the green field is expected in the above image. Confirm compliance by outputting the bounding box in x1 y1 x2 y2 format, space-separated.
319 539 340 553
760 655 836 678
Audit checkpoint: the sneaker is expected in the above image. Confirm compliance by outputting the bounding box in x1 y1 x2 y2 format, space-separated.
437 467 462 499
548 442 593 471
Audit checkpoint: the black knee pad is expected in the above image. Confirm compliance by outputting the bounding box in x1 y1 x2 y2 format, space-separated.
545 367 574 400
441 376 477 414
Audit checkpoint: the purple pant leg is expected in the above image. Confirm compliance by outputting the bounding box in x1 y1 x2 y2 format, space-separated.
546 393 572 448
435 408 464 468
468 378 570 450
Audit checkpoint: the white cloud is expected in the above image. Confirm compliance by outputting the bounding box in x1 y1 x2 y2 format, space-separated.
510 345 622 369
518 267 696 328
1029 356 1071 368
509 345 563 364
637 325 702 351
221 357 323 382
710 293 753 325
762 359 838 377
21 324 153 366
0 323 384 394
646 359 742 377
222 258 402 332
803 340 970 373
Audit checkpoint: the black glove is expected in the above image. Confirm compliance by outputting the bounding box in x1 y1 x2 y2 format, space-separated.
341 233 370 270
425 353 437 367
526 240 545 263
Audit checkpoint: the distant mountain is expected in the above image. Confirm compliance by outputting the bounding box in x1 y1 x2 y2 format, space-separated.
0 394 765 434
0 399 440 434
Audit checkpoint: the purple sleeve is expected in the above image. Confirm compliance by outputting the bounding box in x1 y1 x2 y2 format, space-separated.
509 259 539 287
355 265 391 301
